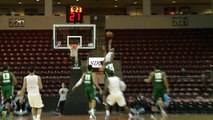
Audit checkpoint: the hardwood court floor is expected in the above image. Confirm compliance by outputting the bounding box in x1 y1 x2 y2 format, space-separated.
8 113 213 120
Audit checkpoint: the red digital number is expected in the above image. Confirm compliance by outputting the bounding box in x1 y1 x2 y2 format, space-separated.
69 12 75 22
67 6 83 23
77 13 81 21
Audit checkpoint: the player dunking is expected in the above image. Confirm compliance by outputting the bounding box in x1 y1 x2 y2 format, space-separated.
104 31 115 71
21 66 44 120
100 31 115 105
72 65 102 120
144 64 170 120
0 64 17 120
104 70 133 120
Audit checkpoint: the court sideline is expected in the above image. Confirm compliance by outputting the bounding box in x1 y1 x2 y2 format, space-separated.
7 113 213 120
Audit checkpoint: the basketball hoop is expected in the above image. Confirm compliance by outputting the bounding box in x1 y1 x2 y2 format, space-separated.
70 44 79 49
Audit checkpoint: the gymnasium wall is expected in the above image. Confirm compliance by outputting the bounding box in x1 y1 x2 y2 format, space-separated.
0 15 213 29
0 4 211 16
105 15 213 29
0 16 91 29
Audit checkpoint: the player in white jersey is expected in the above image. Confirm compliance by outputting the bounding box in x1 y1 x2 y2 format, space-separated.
104 48 115 72
103 31 115 72
104 71 133 120
105 48 115 64
21 66 43 120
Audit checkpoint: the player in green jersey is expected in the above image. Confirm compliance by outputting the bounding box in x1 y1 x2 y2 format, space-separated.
0 64 17 120
144 64 170 120
72 65 102 120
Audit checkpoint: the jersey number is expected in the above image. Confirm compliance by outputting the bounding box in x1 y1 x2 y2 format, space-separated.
85 74 91 80
3 73 11 83
155 73 163 82
84 74 91 84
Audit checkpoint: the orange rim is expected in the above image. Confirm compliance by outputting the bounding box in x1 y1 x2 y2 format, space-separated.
70 44 79 49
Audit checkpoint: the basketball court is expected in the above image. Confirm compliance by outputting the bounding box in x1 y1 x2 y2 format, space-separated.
1 23 212 120
0 1 212 120
9 113 213 120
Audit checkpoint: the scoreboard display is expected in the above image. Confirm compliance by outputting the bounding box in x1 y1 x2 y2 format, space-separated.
66 6 83 23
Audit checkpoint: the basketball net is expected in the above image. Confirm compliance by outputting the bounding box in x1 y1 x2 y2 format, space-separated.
69 44 79 57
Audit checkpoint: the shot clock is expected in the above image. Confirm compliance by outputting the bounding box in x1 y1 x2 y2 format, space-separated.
66 6 83 23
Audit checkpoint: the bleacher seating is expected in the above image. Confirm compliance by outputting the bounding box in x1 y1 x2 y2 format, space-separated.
0 30 90 96
1 29 213 112
106 29 213 112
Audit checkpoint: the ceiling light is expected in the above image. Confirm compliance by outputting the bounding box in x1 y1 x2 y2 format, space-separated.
115 0 118 1
133 0 138 4
172 1 176 4
36 0 40 1
134 1 138 4
76 0 79 1
18 1 22 4
57 1 61 4
114 5 118 8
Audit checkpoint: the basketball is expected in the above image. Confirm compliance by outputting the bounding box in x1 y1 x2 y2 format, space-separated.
105 31 113 39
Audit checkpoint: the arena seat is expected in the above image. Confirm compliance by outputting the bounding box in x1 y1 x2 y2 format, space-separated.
107 29 213 111
0 30 91 96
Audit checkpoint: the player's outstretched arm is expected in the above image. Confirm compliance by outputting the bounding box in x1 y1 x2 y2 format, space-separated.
72 74 84 92
102 45 107 57
108 39 112 51
144 72 153 83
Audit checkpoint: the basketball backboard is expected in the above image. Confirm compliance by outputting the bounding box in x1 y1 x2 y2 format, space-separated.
53 24 96 49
